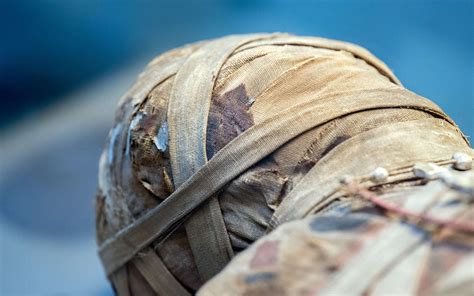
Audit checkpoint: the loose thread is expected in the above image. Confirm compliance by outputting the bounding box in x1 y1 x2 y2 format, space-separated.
345 182 474 234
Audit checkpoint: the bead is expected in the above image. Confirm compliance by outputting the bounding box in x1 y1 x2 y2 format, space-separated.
452 152 472 171
370 167 389 183
413 162 447 180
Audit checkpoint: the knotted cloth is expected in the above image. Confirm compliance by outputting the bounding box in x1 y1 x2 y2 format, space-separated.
95 33 471 295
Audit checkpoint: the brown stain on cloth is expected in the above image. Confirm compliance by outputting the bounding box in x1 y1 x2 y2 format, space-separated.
206 84 254 159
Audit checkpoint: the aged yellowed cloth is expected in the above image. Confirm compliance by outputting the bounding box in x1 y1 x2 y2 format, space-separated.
95 33 473 295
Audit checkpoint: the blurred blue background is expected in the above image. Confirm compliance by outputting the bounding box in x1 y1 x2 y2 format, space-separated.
0 0 472 294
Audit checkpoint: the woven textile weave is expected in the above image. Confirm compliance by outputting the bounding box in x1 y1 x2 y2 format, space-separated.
95 33 472 295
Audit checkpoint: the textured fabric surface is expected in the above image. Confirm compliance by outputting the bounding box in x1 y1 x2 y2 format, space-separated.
95 33 470 295
200 168 474 295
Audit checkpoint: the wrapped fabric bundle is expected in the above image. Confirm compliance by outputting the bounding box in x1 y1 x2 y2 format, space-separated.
200 164 474 295
95 33 473 295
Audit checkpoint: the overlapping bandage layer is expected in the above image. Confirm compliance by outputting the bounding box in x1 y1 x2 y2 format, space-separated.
200 166 474 296
95 33 470 295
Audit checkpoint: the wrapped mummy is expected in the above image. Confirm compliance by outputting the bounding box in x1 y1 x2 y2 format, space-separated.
95 34 473 295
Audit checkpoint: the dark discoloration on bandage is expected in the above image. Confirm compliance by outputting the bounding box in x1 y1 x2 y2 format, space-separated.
130 112 174 199
206 84 254 159
309 214 369 233
245 272 276 284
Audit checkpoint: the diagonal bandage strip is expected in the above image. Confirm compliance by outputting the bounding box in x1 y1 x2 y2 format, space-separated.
167 34 280 281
